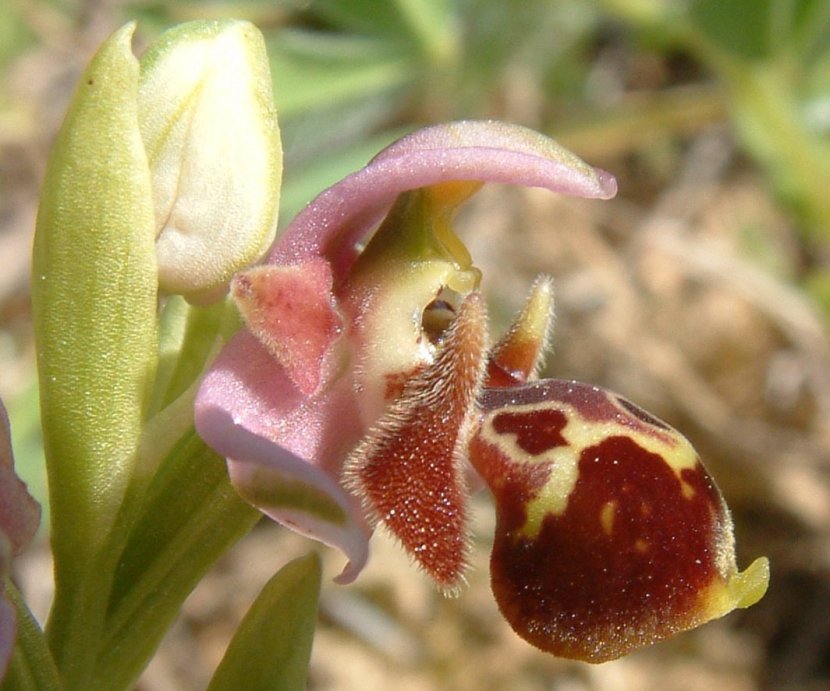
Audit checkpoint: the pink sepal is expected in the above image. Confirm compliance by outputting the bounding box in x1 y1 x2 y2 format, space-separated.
271 120 617 281
195 401 370 583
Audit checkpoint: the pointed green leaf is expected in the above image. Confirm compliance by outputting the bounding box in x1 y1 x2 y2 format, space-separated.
207 553 321 691
31 22 157 684
94 432 260 691
33 21 157 554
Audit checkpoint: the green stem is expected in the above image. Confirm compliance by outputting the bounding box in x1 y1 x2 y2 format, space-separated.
44 532 122 691
151 299 233 415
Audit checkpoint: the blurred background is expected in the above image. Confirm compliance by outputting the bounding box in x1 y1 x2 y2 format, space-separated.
2 0 830 689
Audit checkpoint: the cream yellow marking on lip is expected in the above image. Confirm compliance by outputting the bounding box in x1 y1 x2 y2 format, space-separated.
479 397 702 538
600 501 616 535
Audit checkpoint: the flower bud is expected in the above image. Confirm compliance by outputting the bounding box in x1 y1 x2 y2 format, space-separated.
139 20 281 303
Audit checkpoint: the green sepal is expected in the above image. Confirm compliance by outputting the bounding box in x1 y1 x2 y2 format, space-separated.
206 553 322 691
354 185 477 271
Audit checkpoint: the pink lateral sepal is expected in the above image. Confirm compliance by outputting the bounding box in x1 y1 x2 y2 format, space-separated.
344 293 488 593
0 578 14 679
232 259 343 396
0 399 38 678
195 404 369 584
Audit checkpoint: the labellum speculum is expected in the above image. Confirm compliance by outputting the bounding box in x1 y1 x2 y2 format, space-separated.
195 120 768 662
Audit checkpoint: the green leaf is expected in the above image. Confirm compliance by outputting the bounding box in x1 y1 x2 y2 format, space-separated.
393 0 458 64
31 22 158 686
33 20 157 550
0 2 35 70
207 553 322 691
688 0 830 64
94 431 259 691
311 0 414 37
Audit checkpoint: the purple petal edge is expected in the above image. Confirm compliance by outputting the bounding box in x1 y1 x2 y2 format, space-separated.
0 401 40 556
0 595 14 680
194 402 370 583
0 535 14 680
269 120 617 278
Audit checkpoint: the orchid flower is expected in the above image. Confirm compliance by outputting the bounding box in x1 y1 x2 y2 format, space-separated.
195 120 768 662
0 399 41 677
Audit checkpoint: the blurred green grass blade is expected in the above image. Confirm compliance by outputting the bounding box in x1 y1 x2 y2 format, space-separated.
0 2 35 70
689 0 830 63
689 0 772 60
206 553 322 691
310 0 414 36
393 0 458 63
773 0 830 60
269 31 411 118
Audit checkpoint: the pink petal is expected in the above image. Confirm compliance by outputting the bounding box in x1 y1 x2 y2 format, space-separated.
0 401 40 556
232 259 343 396
270 120 617 281
0 595 13 680
0 536 15 679
195 121 618 584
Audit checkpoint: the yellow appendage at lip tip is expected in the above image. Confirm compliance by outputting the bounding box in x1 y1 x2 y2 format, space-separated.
703 556 770 620
727 556 770 609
